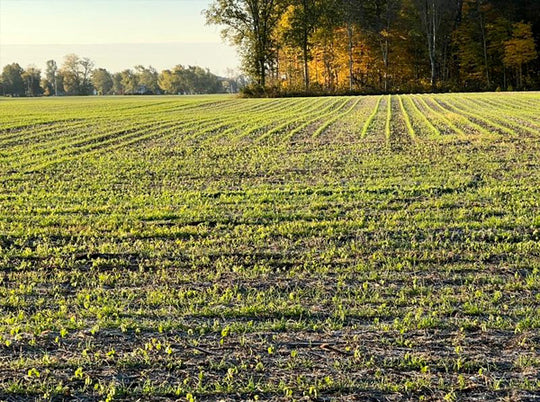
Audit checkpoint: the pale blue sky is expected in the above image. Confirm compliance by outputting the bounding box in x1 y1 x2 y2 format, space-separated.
0 0 239 75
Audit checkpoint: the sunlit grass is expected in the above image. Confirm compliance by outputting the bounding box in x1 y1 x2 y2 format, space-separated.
0 92 539 400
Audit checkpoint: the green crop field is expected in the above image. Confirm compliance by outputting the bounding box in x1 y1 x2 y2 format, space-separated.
0 93 539 401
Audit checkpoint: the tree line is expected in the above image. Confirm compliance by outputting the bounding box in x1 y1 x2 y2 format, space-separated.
205 0 539 95
1 54 246 97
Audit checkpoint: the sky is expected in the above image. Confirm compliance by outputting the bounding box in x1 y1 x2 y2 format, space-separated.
0 0 240 76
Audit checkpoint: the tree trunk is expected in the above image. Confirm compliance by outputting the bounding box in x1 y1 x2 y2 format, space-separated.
431 0 437 89
421 0 438 90
302 0 310 91
303 38 309 90
478 0 490 88
260 57 266 87
347 22 354 91
384 0 391 92
455 0 464 25
384 39 389 92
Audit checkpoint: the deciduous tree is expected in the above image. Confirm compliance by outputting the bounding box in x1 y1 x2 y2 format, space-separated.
60 54 94 95
22 66 42 97
205 0 286 87
503 21 537 88
280 0 322 90
134 65 159 94
45 60 58 96
92 68 113 95
61 54 82 95
1 63 25 96
120 69 138 95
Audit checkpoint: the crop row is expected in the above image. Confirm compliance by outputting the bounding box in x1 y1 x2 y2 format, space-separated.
0 93 539 400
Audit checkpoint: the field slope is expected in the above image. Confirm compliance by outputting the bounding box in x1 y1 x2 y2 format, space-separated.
0 93 539 401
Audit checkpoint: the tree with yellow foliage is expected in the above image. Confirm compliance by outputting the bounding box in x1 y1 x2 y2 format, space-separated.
503 22 537 89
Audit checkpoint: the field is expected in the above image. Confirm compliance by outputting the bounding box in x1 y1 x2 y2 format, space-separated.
0 93 539 401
